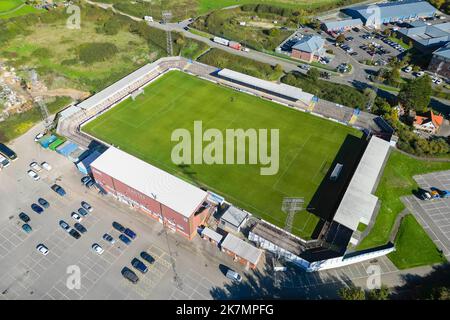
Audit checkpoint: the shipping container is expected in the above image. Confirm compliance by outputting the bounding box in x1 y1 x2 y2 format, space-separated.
76 151 102 175
57 141 78 157
49 138 66 151
39 135 57 149
0 143 17 160
213 36 230 46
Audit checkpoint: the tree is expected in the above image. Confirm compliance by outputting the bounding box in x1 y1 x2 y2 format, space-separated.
398 75 432 112
336 34 345 44
274 64 283 74
307 67 320 81
338 287 366 300
432 287 450 300
367 285 390 300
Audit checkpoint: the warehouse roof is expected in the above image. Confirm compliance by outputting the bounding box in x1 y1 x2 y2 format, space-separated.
398 22 450 47
90 147 208 218
221 233 263 265
344 0 437 22
217 68 315 104
333 136 391 231
434 42 450 59
220 205 249 229
201 227 223 243
323 19 363 30
292 35 325 54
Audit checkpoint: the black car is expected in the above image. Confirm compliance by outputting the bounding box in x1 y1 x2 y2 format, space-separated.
19 212 30 223
140 251 155 264
59 220 71 232
112 221 126 233
121 267 139 284
78 207 88 216
124 228 136 239
38 198 49 208
81 176 91 185
183 26 189 31
74 223 87 234
119 234 131 245
51 184 66 196
86 180 95 188
69 229 81 239
131 258 148 274
31 203 43 214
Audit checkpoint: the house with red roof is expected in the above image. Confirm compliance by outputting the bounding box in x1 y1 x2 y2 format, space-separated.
413 110 444 134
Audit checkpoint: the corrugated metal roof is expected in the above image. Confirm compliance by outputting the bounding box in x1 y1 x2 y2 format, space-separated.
333 137 391 231
221 233 263 265
217 68 315 104
201 227 223 243
220 206 249 228
323 19 363 30
434 42 450 59
90 147 208 218
398 22 450 47
292 35 325 53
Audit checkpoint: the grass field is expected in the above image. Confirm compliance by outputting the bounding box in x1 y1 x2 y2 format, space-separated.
83 70 361 239
0 0 39 19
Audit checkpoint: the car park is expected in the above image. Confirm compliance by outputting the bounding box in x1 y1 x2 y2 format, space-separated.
38 198 49 208
112 221 126 233
119 234 131 245
37 244 49 255
41 162 52 171
121 267 139 284
59 220 71 232
30 162 42 172
74 223 87 234
81 201 93 212
225 269 242 282
103 233 115 244
22 224 32 233
28 170 40 181
71 212 82 222
51 184 66 196
140 251 155 264
124 228 136 239
31 203 43 214
78 207 88 217
92 243 104 255
131 258 148 273
19 212 30 223
69 229 81 239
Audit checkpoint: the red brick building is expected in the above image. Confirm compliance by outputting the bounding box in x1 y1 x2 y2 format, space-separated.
90 147 212 240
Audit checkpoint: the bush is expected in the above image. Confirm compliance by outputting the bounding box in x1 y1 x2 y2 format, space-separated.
78 42 119 64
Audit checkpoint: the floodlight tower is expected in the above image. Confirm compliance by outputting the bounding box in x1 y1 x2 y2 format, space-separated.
29 69 52 129
162 10 174 56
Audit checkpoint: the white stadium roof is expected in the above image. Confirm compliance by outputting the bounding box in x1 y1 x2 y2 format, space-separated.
333 137 391 231
217 68 315 104
90 147 208 218
221 233 263 265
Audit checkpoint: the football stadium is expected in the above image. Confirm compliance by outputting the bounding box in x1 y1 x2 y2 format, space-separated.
82 70 362 239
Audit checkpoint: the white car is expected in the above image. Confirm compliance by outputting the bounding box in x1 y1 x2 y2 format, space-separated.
27 170 40 181
30 162 42 172
34 132 44 142
403 66 412 73
92 244 104 255
41 162 52 171
415 71 425 77
71 212 83 222
435 78 443 85
37 244 49 255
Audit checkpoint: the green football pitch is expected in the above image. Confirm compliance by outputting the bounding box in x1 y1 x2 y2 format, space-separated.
83 70 361 239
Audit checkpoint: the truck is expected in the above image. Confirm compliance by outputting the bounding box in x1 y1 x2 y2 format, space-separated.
143 16 153 22
0 143 17 161
213 36 230 46
228 41 242 51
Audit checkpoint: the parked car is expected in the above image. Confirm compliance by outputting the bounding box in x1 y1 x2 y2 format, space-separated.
112 221 126 233
51 184 66 196
37 244 49 255
403 66 412 73
34 132 44 142
119 234 131 245
77 207 88 217
30 162 42 172
71 212 82 222
86 180 95 188
41 162 52 171
420 190 432 200
19 212 30 223
74 223 87 234
103 233 115 244
81 201 93 212
431 187 450 198
225 269 242 282
59 220 71 232
131 258 148 273
81 176 91 185
92 243 104 255
22 224 32 234
124 228 136 239
31 203 43 214
140 251 155 264
28 170 40 181
69 229 81 239
121 267 139 284
38 198 49 208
